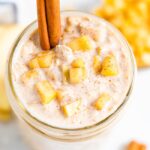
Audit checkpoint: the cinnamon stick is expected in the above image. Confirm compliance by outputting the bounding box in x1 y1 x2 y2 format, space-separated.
36 0 50 50
45 0 61 48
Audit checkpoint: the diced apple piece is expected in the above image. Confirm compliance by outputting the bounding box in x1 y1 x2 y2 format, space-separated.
56 90 65 102
37 52 53 68
93 56 101 73
28 51 54 69
67 36 92 51
94 93 110 110
69 68 86 84
96 47 101 55
61 66 69 83
71 58 85 68
35 81 56 104
101 55 118 76
127 141 146 150
21 70 38 83
62 99 81 117
28 58 39 69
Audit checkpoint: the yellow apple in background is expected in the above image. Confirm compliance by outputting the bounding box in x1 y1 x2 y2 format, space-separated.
0 25 24 121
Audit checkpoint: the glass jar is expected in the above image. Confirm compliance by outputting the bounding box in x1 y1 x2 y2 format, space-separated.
5 11 136 150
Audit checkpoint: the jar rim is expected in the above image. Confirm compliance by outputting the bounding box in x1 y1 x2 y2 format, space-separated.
6 11 136 141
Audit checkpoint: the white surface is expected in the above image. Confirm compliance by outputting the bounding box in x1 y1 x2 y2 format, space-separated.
5 0 100 24
0 121 29 150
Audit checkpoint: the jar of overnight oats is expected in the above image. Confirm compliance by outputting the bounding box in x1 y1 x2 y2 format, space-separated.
5 11 136 150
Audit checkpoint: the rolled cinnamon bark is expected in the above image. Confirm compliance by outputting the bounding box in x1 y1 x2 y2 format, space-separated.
36 0 50 50
45 0 61 48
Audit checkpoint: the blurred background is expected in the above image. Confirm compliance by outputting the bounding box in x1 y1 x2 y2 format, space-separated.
0 0 150 150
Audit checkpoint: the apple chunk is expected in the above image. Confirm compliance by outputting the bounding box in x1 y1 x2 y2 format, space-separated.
101 55 118 76
21 70 38 83
35 80 56 104
67 36 92 51
93 56 101 73
94 93 110 110
62 99 81 117
71 58 85 68
69 68 86 84
28 51 54 69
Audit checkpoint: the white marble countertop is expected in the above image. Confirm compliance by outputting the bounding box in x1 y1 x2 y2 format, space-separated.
0 121 29 150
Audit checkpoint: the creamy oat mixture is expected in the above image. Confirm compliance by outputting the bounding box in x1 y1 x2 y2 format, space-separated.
12 13 132 129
